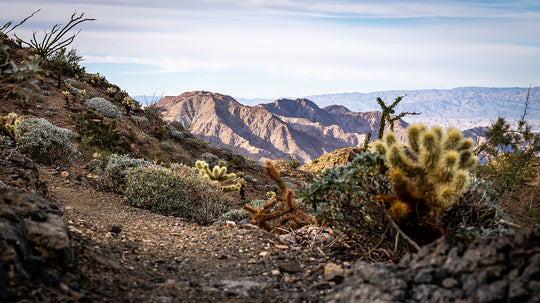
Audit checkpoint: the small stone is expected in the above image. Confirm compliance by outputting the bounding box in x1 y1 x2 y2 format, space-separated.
278 233 297 245
271 269 281 276
442 278 459 288
248 259 257 264
278 262 303 273
259 251 269 257
108 224 122 234
284 273 295 283
240 223 260 230
275 244 289 250
226 221 236 227
324 262 344 282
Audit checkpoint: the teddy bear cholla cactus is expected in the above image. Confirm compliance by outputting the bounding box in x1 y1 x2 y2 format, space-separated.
0 113 23 141
195 160 242 193
374 124 477 242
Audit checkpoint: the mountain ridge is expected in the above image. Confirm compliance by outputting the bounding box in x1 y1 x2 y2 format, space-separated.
234 87 540 130
154 91 408 163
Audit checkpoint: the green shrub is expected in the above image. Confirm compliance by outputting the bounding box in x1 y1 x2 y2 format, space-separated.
160 140 173 152
299 151 391 238
16 117 79 165
123 163 233 225
85 97 122 121
73 114 127 153
104 154 152 192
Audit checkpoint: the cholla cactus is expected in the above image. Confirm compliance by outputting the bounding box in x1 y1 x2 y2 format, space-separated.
0 113 23 141
62 91 72 101
106 87 117 96
79 89 86 97
374 124 477 241
122 96 134 116
195 160 242 193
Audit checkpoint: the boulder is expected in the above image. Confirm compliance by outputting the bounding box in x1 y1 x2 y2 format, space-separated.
327 228 540 303
0 148 48 197
0 188 76 301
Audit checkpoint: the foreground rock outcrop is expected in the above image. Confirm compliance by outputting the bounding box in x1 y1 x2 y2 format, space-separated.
0 188 76 301
327 228 540 303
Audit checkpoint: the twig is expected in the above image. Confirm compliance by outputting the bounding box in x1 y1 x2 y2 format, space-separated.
382 207 421 252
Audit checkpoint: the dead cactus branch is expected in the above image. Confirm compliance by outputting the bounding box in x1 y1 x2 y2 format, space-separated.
243 160 311 233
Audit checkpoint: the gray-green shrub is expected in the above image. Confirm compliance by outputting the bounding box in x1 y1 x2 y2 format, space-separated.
104 154 152 191
85 97 122 121
298 151 391 238
123 163 233 225
16 118 79 165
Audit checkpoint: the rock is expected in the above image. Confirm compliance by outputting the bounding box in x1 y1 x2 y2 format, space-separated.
0 148 48 197
327 228 540 303
324 263 345 282
278 233 297 245
277 262 303 273
107 224 122 234
0 188 76 301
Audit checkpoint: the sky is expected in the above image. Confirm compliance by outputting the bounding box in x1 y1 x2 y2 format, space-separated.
1 0 539 99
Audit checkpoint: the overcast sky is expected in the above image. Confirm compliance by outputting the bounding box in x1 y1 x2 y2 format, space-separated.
2 0 539 98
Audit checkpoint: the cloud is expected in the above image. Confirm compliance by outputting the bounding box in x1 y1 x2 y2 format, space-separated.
2 0 539 97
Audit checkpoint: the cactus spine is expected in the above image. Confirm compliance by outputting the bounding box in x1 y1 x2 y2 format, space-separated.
374 124 477 240
195 160 242 193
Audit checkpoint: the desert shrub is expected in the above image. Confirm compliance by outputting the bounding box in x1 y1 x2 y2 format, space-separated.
184 137 200 148
45 106 58 116
160 140 173 152
167 123 184 141
441 177 517 242
299 151 391 238
104 154 152 192
73 114 128 153
0 39 44 104
84 97 122 121
0 135 14 148
88 158 104 172
44 47 85 88
277 155 301 168
130 115 150 128
16 118 79 165
123 163 234 225
88 91 99 99
42 90 50 96
199 152 219 167
169 120 185 131
182 130 194 139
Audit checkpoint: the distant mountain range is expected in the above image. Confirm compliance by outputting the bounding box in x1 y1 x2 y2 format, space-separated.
236 87 540 130
153 91 408 163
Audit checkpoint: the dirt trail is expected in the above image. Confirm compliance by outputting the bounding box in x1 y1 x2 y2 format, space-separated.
38 166 341 302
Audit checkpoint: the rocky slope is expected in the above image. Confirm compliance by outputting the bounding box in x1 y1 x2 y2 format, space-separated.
154 91 408 163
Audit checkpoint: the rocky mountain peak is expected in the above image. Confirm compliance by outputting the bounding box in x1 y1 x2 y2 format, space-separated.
154 92 408 163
